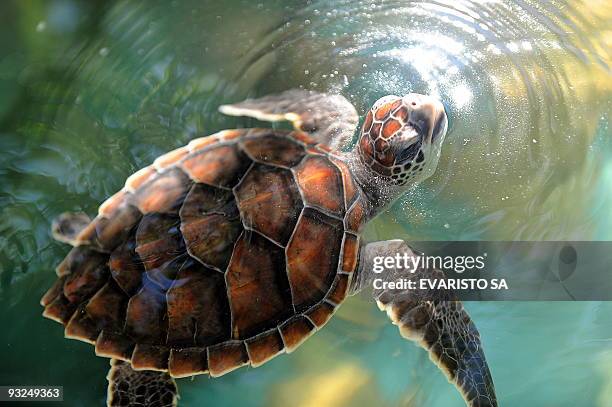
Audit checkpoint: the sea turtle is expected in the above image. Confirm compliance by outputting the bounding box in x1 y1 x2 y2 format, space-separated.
41 89 497 406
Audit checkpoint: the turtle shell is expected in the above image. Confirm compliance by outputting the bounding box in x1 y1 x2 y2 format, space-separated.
41 128 370 378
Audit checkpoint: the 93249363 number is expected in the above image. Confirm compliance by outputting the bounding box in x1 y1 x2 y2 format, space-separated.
0 386 63 401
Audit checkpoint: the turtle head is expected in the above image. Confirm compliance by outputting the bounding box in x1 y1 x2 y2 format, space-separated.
357 93 448 187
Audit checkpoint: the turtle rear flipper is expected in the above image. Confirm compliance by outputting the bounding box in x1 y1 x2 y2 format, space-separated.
107 359 178 407
219 89 359 150
51 212 92 246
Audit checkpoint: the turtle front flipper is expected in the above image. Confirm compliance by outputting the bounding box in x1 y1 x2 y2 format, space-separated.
379 297 497 407
219 89 359 150
356 240 498 407
51 212 92 246
107 359 178 407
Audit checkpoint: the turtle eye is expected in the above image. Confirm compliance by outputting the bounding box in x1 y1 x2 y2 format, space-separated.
408 120 424 137
396 140 422 163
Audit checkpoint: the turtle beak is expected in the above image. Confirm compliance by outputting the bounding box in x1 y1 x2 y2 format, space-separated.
402 93 447 143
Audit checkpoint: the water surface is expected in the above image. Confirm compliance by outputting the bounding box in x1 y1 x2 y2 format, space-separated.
0 1 610 406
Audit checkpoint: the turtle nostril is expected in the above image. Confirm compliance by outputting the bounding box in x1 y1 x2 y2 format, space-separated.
411 101 417 107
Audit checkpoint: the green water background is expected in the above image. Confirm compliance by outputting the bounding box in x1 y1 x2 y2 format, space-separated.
0 1 611 406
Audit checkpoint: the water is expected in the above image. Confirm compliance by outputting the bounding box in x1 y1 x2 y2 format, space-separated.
0 1 610 406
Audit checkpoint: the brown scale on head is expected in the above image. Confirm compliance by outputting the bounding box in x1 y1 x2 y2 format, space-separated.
358 93 448 186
